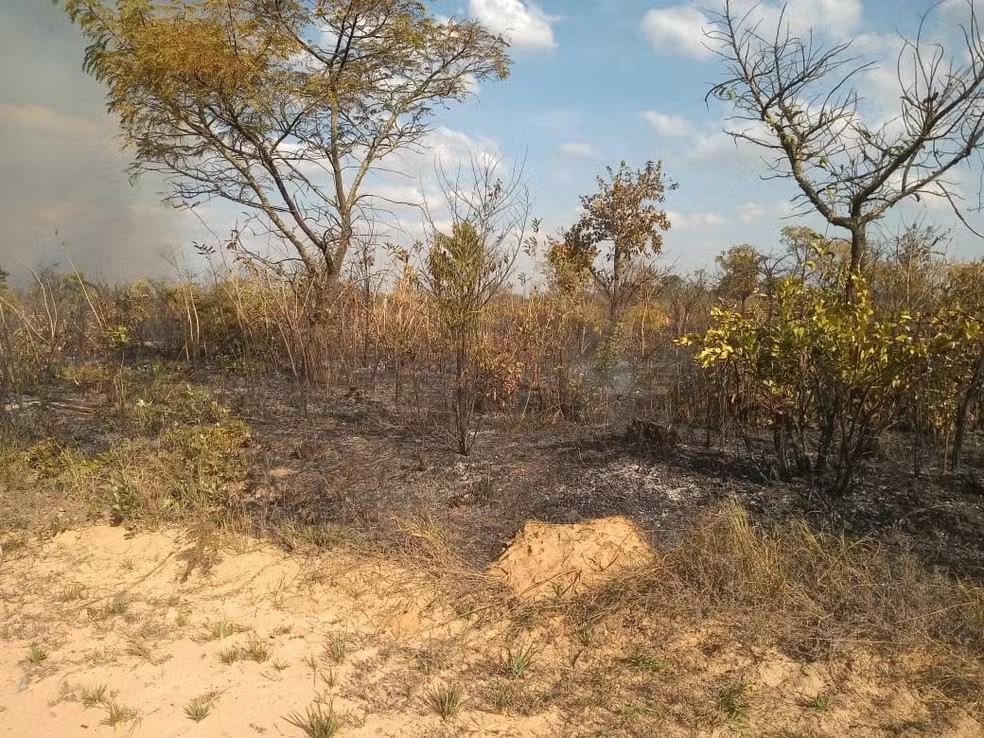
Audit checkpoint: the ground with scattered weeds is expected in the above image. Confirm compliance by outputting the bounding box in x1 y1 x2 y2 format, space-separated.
1 518 982 736
3 365 984 736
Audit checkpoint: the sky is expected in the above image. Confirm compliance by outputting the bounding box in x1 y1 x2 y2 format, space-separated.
2 0 984 284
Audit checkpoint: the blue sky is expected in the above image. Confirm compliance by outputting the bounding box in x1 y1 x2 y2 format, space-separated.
1 0 982 283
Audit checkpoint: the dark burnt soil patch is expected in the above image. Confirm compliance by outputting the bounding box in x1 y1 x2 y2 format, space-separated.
5 365 984 579
207 373 984 577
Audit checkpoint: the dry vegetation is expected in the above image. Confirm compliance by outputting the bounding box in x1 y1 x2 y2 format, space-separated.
1 221 983 736
3 0 984 735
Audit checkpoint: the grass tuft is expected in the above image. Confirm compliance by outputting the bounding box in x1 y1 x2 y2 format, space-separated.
622 650 668 673
184 691 220 722
503 642 537 678
284 703 340 738
105 594 130 617
426 684 465 720
219 635 270 664
718 680 750 723
81 684 108 708
208 619 239 641
802 692 831 712
325 633 347 663
241 634 271 662
102 700 137 727
25 642 48 665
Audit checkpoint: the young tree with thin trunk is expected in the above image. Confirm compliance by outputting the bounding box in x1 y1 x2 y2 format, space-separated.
557 161 675 323
708 0 984 297
422 157 528 455
65 0 510 283
715 244 764 313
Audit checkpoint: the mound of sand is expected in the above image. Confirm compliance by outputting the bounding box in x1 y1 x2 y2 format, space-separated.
490 516 654 601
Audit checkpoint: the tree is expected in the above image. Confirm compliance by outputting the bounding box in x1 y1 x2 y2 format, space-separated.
65 0 509 283
683 263 941 494
714 244 764 312
708 0 984 297
422 158 527 454
555 161 676 322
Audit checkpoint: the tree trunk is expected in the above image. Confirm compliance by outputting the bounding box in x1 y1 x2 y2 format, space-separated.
330 209 354 282
847 225 866 301
952 343 984 472
454 344 469 455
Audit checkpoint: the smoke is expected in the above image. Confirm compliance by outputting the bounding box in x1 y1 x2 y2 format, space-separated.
0 1 185 286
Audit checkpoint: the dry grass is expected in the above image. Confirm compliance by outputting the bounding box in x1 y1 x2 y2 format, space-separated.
425 684 465 720
183 690 221 722
283 702 340 738
571 500 984 712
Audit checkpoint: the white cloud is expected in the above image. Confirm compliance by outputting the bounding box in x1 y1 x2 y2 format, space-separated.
426 126 503 172
684 124 772 168
642 6 712 59
736 201 792 223
360 127 508 242
641 111 694 137
469 0 556 51
642 0 864 59
559 141 600 158
812 0 863 34
667 210 727 231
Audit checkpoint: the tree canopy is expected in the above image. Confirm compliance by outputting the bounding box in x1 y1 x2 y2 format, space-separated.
65 0 510 280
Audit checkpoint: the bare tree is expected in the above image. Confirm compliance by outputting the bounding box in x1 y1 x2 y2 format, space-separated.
708 0 984 297
65 0 509 284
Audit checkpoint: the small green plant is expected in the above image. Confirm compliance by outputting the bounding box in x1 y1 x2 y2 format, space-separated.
325 634 347 663
503 642 536 678
320 668 336 688
271 658 289 672
219 635 270 664
284 703 340 738
803 692 831 712
106 594 129 617
102 700 137 727
25 642 48 665
209 619 238 640
623 650 668 673
81 684 108 707
184 691 219 722
426 684 465 720
718 680 750 723
302 653 319 684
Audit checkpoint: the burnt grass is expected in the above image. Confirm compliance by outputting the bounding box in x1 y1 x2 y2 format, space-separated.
7 363 984 580
214 369 984 579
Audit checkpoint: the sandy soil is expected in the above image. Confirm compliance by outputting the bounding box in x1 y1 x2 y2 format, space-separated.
0 525 558 737
1 521 981 737
491 516 653 601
